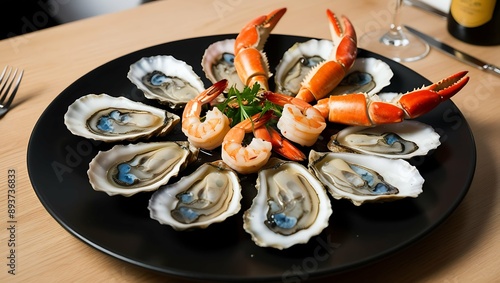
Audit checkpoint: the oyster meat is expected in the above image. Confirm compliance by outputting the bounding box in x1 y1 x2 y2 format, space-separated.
328 120 441 159
127 55 205 108
64 93 180 142
88 141 198 197
274 39 333 96
309 150 424 206
201 39 245 91
243 158 332 250
148 160 242 230
329 57 393 96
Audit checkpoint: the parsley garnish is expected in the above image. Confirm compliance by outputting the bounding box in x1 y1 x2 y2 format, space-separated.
216 83 282 127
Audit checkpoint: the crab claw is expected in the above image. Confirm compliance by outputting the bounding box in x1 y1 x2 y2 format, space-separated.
254 125 306 161
234 7 287 90
296 9 358 102
313 71 470 126
327 9 357 71
399 70 470 118
234 7 287 54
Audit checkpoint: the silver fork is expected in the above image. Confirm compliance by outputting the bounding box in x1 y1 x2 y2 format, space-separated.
0 66 24 118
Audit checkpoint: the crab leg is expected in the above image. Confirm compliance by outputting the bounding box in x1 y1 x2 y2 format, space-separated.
234 7 287 91
295 9 357 103
313 71 470 126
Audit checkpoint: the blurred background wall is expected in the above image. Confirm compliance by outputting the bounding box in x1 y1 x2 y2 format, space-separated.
0 0 150 40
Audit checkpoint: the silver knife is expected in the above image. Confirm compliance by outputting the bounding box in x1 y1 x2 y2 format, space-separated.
405 25 500 77
404 0 447 18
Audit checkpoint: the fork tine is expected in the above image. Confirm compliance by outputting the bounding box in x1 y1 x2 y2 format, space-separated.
3 69 23 108
0 66 12 104
0 66 7 83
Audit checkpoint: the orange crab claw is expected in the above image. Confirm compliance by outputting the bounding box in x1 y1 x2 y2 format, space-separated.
254 126 306 161
399 70 469 118
234 7 287 54
296 9 357 103
314 71 470 126
327 9 357 71
234 7 287 90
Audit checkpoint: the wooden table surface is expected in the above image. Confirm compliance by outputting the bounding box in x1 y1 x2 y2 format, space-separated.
1 0 499 282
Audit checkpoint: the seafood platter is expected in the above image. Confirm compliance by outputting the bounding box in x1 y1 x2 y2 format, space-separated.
27 7 475 281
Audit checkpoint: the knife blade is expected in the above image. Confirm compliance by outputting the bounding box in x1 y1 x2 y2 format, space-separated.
405 25 500 77
403 0 447 18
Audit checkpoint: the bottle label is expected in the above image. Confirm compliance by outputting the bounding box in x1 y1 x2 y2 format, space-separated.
451 0 496 27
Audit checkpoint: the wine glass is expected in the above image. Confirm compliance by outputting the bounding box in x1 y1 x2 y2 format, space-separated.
358 0 430 62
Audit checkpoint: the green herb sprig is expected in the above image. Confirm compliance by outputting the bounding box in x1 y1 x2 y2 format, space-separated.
216 83 282 127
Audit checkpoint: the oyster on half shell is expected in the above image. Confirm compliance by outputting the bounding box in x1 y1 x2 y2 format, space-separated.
127 55 205 108
328 120 441 159
88 141 198 197
274 39 333 96
329 57 393 96
201 39 245 91
64 93 180 142
148 160 242 230
243 158 332 250
308 150 424 206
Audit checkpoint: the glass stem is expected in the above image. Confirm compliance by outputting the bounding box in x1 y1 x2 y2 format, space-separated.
390 0 402 33
380 0 409 47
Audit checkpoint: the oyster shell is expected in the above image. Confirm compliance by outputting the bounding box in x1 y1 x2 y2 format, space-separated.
127 55 205 108
64 93 180 142
328 120 441 159
329 57 393 96
88 141 198 197
243 158 332 250
201 39 245 91
308 150 424 206
274 39 333 96
148 160 242 230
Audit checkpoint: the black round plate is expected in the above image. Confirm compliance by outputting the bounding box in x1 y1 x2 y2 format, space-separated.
27 34 476 282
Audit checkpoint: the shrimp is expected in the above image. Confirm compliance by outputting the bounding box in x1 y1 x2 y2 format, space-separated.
182 80 230 150
221 111 273 174
263 91 327 147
